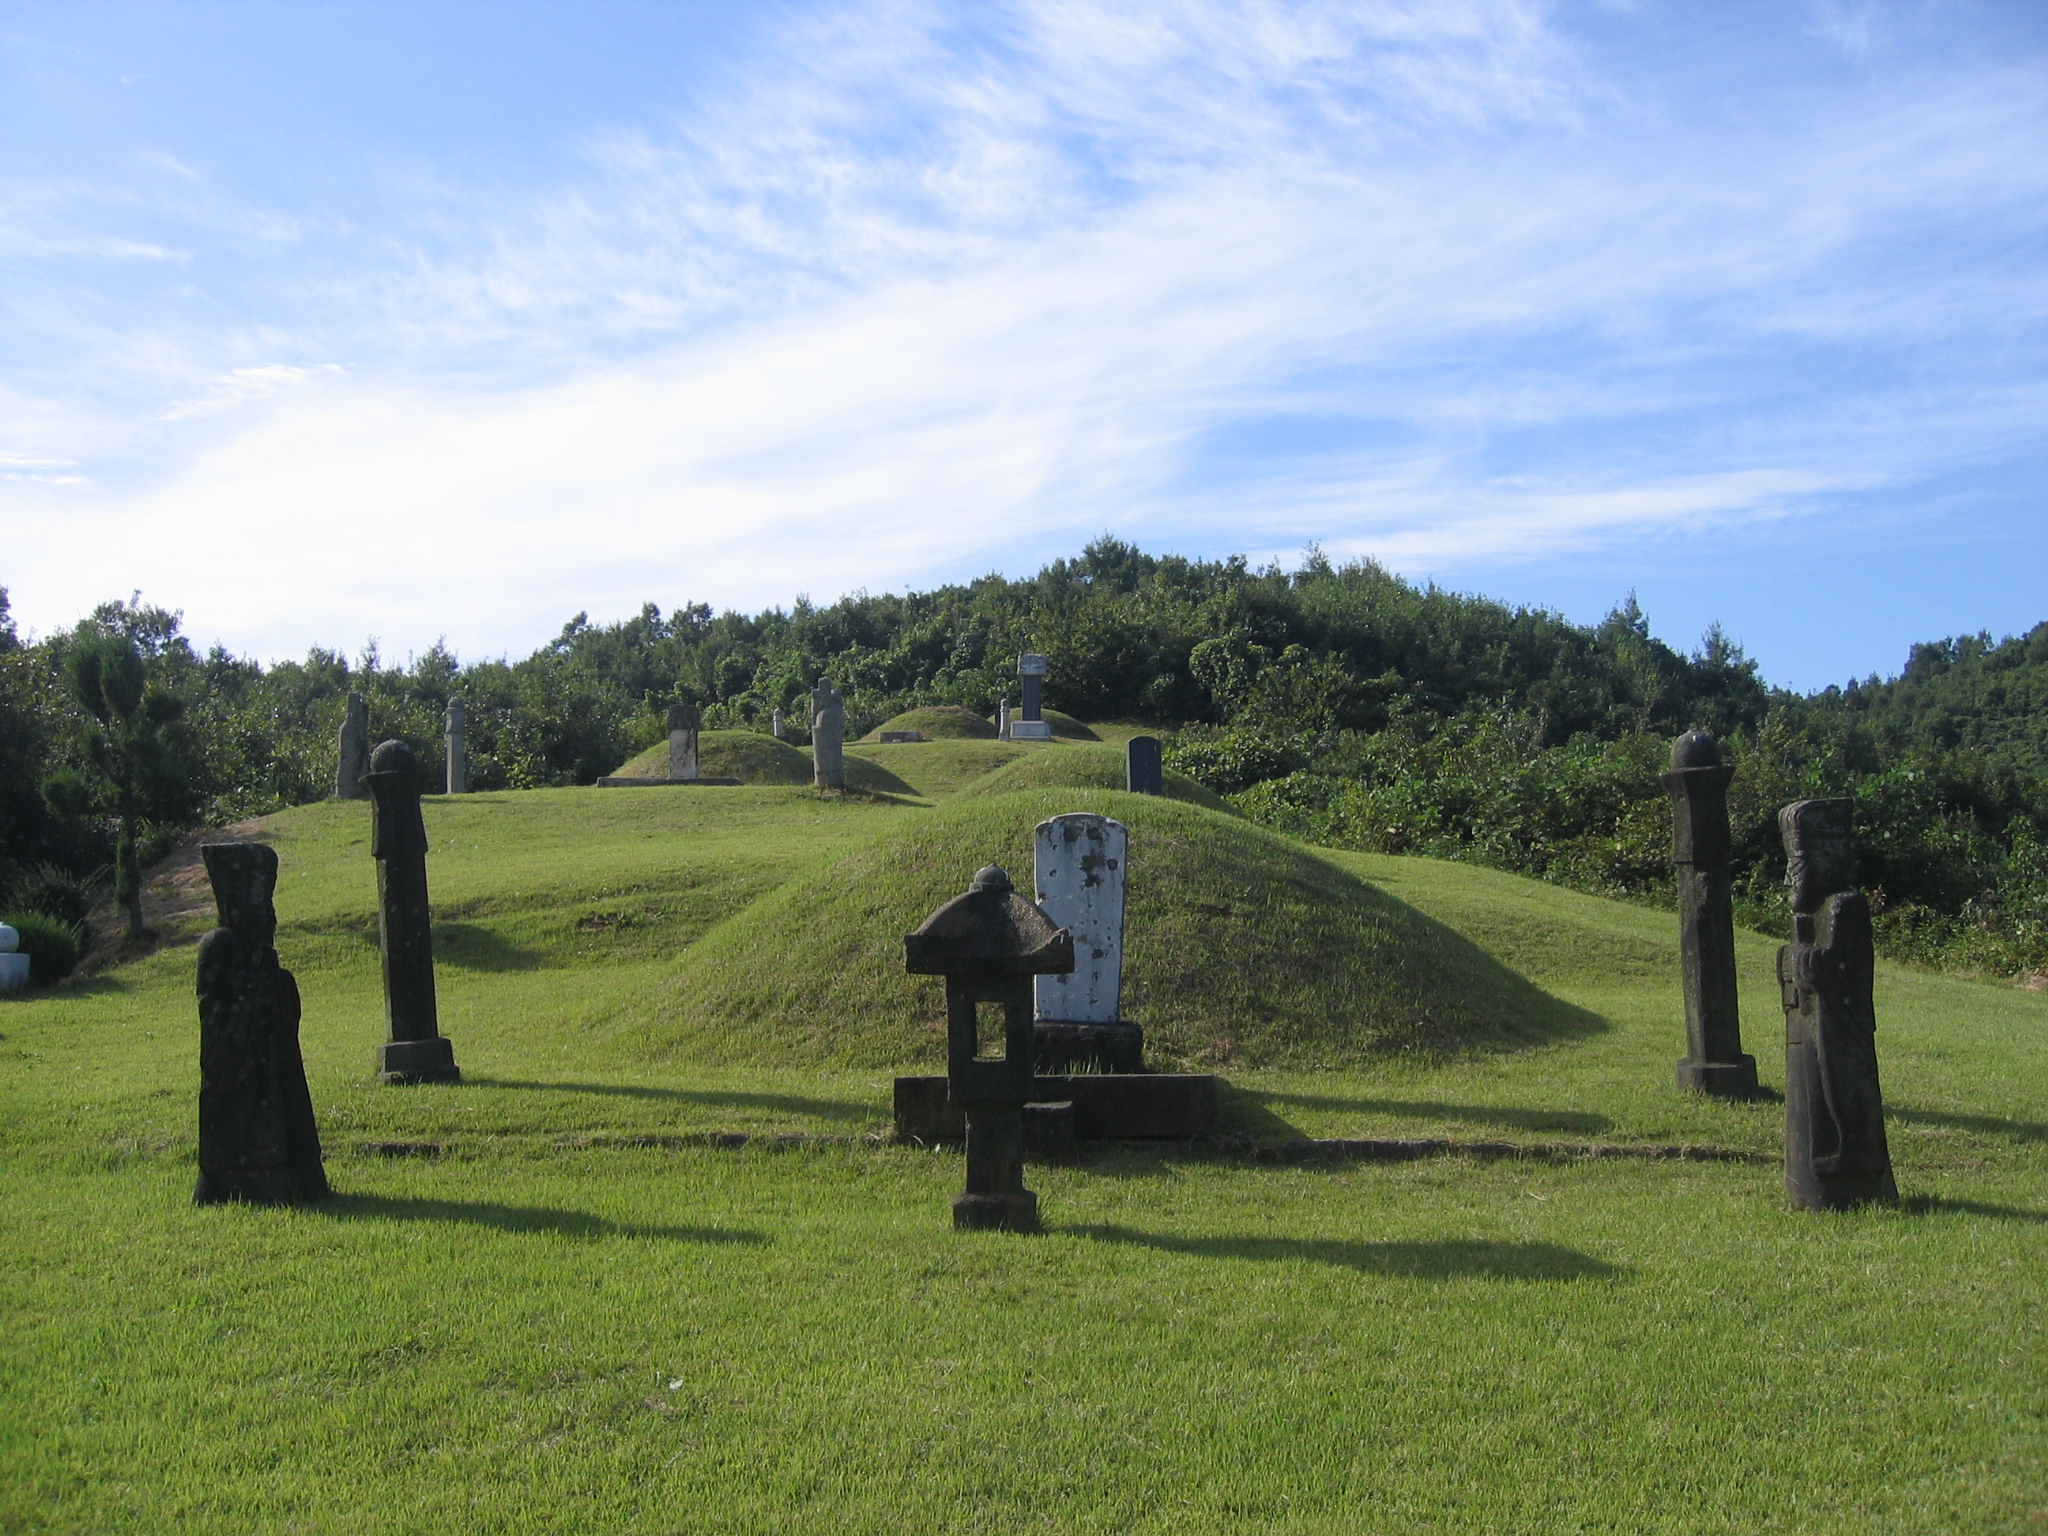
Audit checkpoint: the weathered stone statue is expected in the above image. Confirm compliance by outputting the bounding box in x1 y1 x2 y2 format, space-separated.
334 693 369 800
1665 730 1757 1096
362 740 459 1084
195 842 328 1205
1126 736 1163 797
997 698 1010 740
810 678 845 790
444 697 467 795
1777 798 1897 1210
667 703 700 781
771 707 784 740
906 866 1074 1231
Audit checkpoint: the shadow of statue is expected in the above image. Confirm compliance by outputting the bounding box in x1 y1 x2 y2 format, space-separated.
462 1076 878 1122
431 922 545 972
1242 1089 1614 1136
1066 1224 1623 1280
1899 1195 2048 1224
1887 1107 2048 1144
314 1191 768 1243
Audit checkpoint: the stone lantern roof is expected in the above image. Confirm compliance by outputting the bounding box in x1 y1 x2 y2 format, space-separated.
904 866 1074 977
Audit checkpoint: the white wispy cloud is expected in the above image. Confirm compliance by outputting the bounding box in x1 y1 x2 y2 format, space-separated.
3 0 2044 665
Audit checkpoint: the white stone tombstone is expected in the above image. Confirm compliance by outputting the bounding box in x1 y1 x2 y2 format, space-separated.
997 698 1010 740
0 923 29 993
771 708 784 740
1032 813 1126 1024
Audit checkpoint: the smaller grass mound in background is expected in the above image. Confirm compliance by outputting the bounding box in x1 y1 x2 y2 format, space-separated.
610 731 814 785
958 742 1233 814
862 705 996 742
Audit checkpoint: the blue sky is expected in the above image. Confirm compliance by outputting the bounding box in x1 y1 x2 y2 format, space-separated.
3 0 2043 691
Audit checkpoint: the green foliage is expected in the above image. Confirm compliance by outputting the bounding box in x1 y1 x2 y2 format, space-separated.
1 909 85 986
41 622 199 937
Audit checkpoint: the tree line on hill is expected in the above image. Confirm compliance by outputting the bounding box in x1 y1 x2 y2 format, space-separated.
2 539 2042 976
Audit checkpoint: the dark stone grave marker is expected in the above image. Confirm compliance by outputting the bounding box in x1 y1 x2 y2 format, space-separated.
363 740 460 1084
1664 730 1757 1096
1126 736 1163 796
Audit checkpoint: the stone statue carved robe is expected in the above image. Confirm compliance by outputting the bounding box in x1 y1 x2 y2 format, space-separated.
810 679 845 789
1777 797 1897 1211
195 843 328 1205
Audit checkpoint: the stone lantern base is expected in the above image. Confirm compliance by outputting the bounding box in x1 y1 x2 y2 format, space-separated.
953 1190 1038 1232
378 1035 460 1085
1674 1055 1758 1097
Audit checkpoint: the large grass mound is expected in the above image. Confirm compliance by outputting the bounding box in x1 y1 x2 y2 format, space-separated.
654 788 1597 1069
862 705 995 742
611 730 813 785
958 741 1233 813
840 740 1028 799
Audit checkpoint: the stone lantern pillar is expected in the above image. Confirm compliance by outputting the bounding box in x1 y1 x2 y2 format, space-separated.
905 865 1074 1231
362 739 460 1084
1664 730 1758 1097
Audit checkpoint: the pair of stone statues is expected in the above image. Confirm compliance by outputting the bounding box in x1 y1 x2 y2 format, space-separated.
1666 731 1896 1210
196 738 460 1205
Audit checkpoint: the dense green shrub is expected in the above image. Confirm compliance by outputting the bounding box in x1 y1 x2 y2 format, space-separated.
3 910 85 987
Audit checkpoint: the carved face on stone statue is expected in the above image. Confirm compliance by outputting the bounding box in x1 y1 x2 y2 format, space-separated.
201 842 280 950
1779 798 1853 914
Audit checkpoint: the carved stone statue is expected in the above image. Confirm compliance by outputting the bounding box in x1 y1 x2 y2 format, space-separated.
334 693 369 800
1777 798 1897 1210
667 703 701 781
195 843 328 1205
810 678 845 790
444 697 467 795
362 739 460 1084
1665 731 1757 1096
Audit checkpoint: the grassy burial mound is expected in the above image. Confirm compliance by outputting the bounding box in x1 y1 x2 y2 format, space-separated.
655 788 1596 1070
861 705 996 741
610 730 815 785
958 741 1233 813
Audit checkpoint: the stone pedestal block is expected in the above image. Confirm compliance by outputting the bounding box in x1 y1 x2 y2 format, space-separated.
377 1034 460 1085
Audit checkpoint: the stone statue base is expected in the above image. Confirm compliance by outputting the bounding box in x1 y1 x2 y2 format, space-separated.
1007 720 1053 740
953 1191 1038 1232
1675 1055 1759 1097
378 1036 460 1085
1033 1021 1145 1075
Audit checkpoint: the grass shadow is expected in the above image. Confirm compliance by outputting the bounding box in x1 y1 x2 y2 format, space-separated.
1067 1224 1623 1280
1900 1195 2048 1224
433 922 546 972
1889 1107 2048 1144
1243 1089 1613 1136
839 756 921 797
464 1076 878 1123
315 1191 768 1243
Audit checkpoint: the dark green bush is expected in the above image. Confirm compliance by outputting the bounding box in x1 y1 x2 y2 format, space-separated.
3 910 85 987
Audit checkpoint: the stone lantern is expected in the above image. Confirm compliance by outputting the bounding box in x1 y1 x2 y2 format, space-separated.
905 865 1074 1231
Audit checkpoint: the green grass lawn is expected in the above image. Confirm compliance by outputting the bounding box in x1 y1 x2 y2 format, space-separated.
3 771 2045 1533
